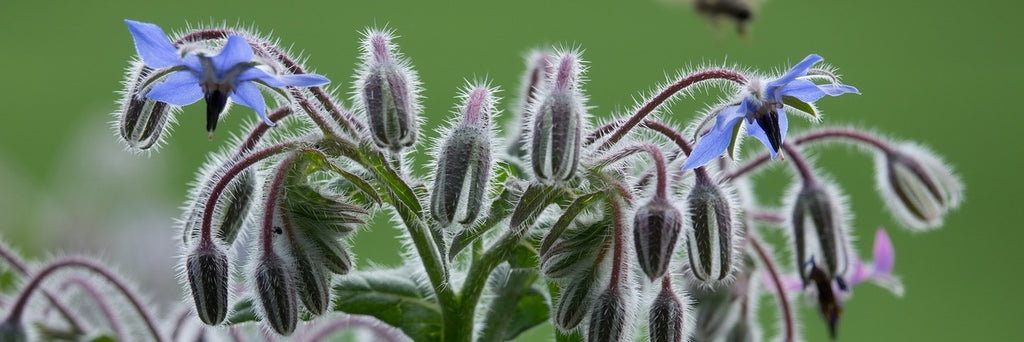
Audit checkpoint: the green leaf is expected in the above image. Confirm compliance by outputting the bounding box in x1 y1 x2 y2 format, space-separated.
302 149 382 205
225 297 258 325
87 334 117 342
539 192 606 255
509 183 565 236
333 268 442 342
783 95 818 118
477 267 548 342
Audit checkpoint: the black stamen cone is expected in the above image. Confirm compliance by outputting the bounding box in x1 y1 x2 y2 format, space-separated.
809 264 842 339
205 90 229 134
755 109 783 153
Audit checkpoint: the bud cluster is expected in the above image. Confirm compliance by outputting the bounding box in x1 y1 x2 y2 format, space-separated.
94 19 968 341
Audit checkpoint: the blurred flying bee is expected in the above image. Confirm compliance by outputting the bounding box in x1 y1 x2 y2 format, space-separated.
693 0 760 36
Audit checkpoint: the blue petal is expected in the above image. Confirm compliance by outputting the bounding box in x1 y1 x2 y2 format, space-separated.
145 71 202 106
230 82 274 125
277 74 330 87
125 20 181 69
818 83 860 96
212 36 253 75
683 105 745 170
780 79 828 102
745 107 788 159
236 68 283 87
766 54 823 99
182 54 204 74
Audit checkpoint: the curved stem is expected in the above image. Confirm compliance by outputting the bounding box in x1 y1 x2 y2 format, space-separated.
782 143 817 187
235 106 292 155
595 144 669 198
641 119 694 156
261 154 298 253
201 142 296 241
169 307 191 342
597 69 747 151
607 196 629 287
3 257 165 342
0 244 85 334
300 314 411 342
724 128 894 181
748 210 786 225
58 277 124 341
749 237 795 342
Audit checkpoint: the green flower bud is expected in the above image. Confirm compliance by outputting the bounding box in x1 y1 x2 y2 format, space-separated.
587 288 626 342
791 181 851 285
685 174 735 283
541 219 610 280
530 52 586 182
430 84 495 227
253 252 298 335
185 238 229 325
118 63 173 151
648 285 686 342
555 271 597 331
878 144 963 231
633 197 683 281
357 30 420 151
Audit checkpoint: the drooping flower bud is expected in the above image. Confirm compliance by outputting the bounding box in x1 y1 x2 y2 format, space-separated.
633 197 683 281
877 143 963 231
118 63 173 151
430 84 495 227
555 271 596 331
288 238 332 315
0 319 27 342
790 181 851 285
530 51 586 182
283 183 362 275
648 284 686 342
690 256 755 341
684 172 736 283
216 168 256 245
253 251 299 335
185 238 230 325
587 288 627 342
507 51 552 159
356 29 420 151
541 219 610 280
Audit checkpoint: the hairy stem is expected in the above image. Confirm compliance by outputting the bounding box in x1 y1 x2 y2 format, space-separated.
0 243 85 334
58 277 125 341
782 142 818 187
597 69 747 151
749 237 795 342
3 257 165 342
201 142 297 241
261 154 298 253
595 144 669 198
300 314 410 342
724 128 894 181
235 106 292 155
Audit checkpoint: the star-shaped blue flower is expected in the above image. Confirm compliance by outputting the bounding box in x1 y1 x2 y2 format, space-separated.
682 54 859 170
125 20 329 134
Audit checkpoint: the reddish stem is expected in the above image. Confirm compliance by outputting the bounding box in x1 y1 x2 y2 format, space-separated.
200 142 295 241
598 69 747 151
2 257 165 342
261 154 298 253
597 144 669 199
724 128 894 181
749 237 795 342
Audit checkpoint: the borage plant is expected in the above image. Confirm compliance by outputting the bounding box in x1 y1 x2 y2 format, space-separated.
1 19 964 342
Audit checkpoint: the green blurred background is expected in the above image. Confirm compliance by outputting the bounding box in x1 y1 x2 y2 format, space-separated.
0 0 1019 340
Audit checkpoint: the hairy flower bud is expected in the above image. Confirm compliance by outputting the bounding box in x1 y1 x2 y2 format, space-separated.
430 85 495 227
283 182 362 275
633 197 683 281
541 219 610 280
185 238 229 325
507 51 552 159
685 174 735 283
289 238 332 315
118 63 173 151
790 181 851 285
555 271 596 331
648 285 686 342
877 144 963 231
0 320 26 342
216 168 256 245
530 52 586 182
587 288 627 342
253 252 299 335
357 30 420 151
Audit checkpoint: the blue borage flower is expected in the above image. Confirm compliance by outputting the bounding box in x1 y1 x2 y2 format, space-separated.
125 20 329 135
683 54 859 170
